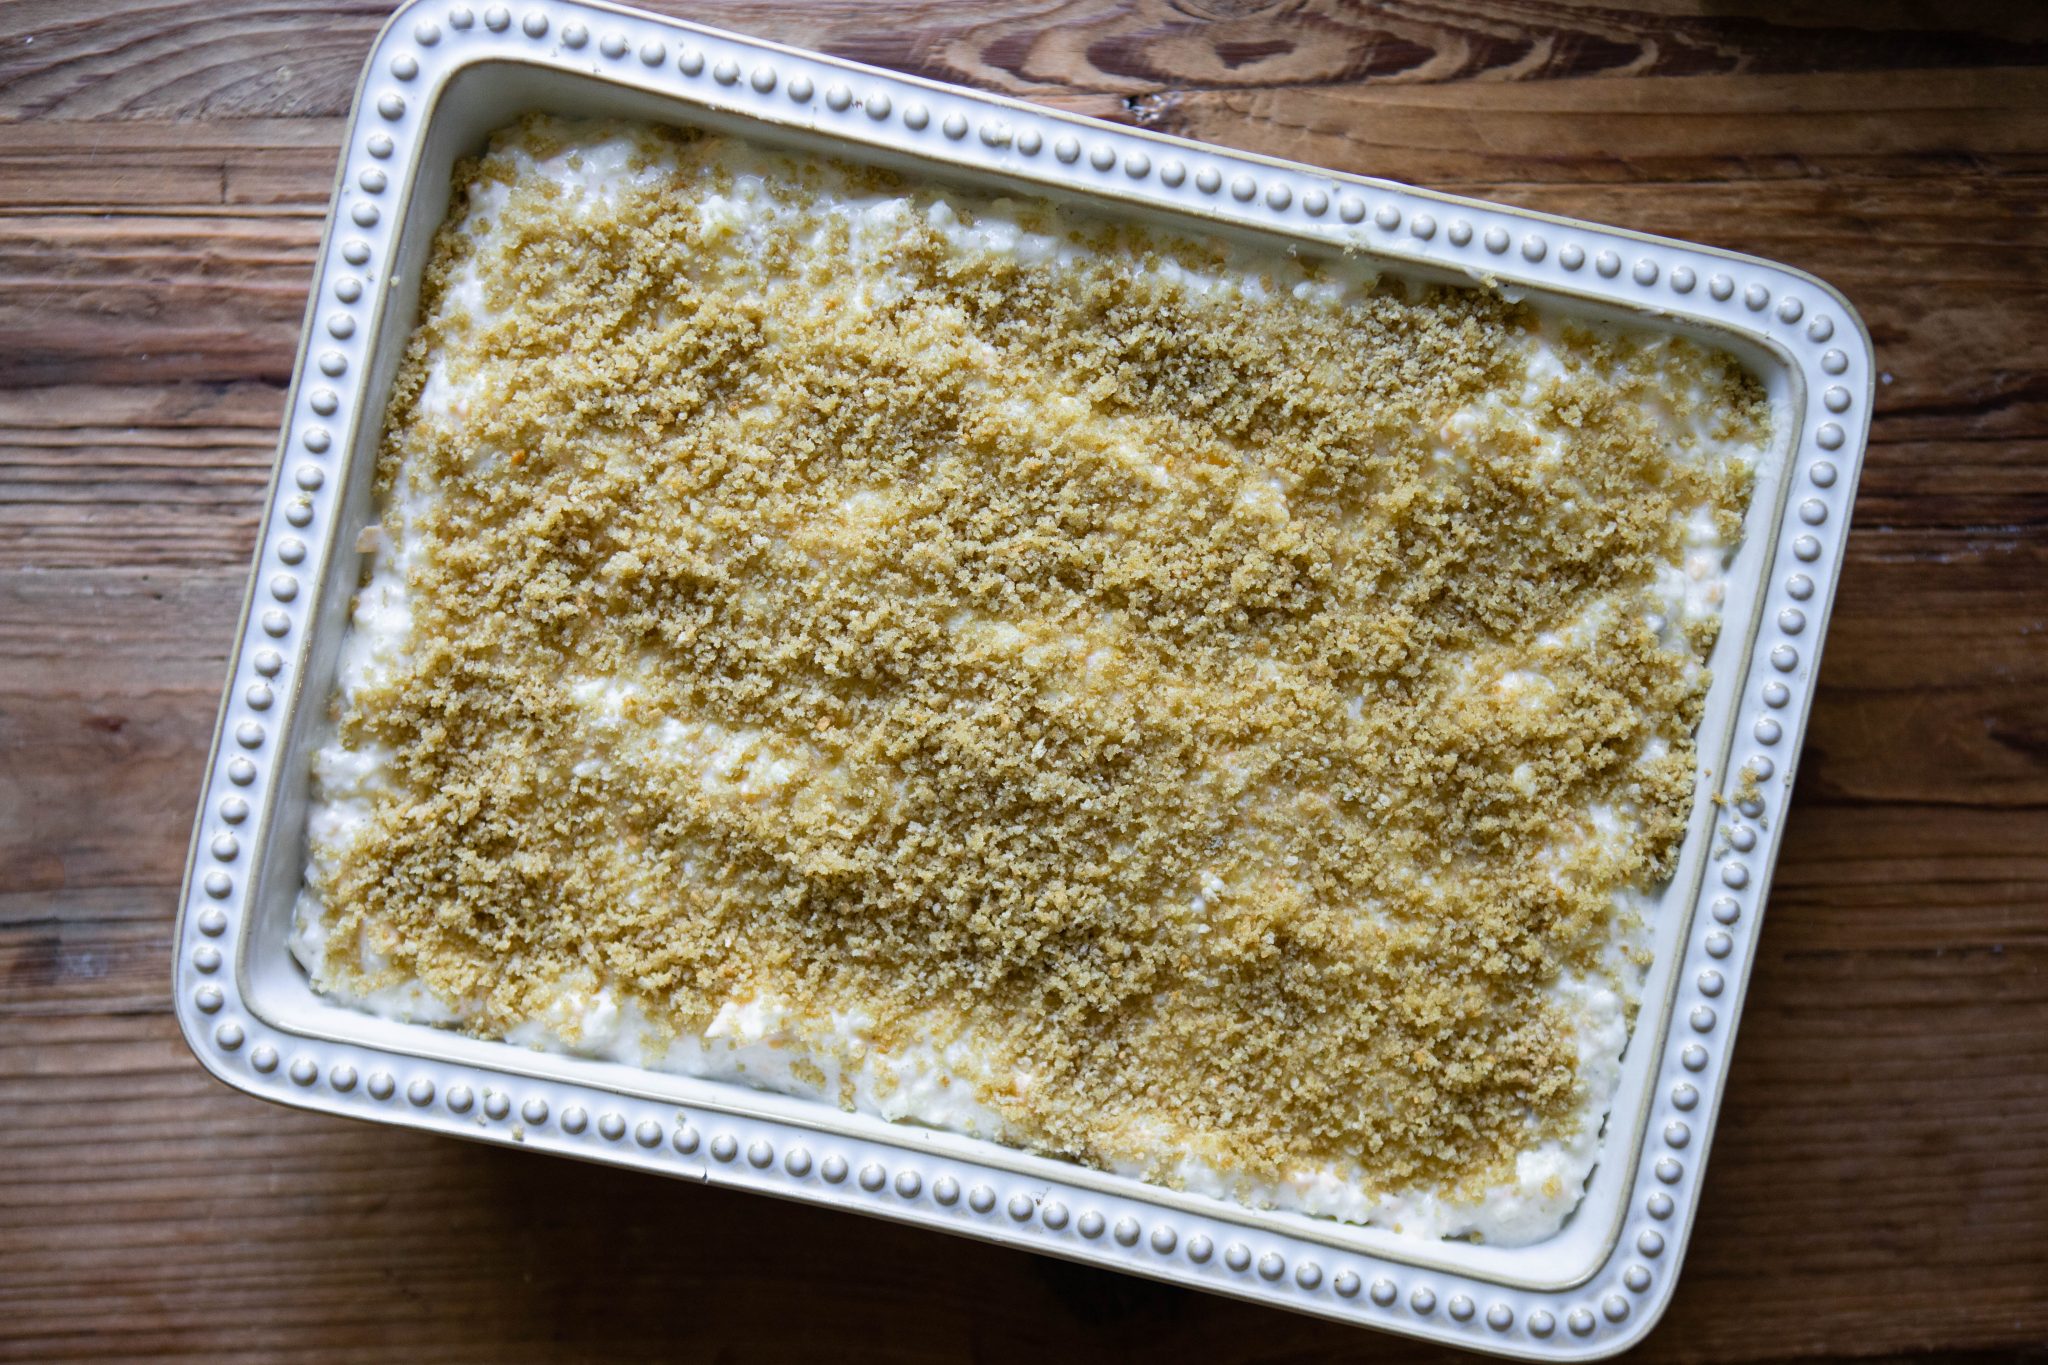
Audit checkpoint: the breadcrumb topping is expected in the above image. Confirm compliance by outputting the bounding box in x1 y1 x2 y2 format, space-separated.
308 117 1765 1214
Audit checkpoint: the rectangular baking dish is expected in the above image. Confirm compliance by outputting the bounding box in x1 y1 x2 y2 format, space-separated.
172 0 1872 1355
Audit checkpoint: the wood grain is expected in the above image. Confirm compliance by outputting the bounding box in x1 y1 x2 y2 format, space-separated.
5 1 2048 120
2 2 2045 1361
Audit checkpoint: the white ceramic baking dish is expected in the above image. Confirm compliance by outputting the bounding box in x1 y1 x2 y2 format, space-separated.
173 0 1872 1355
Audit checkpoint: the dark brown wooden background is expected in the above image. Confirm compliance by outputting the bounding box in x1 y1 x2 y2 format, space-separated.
3 2 2045 1361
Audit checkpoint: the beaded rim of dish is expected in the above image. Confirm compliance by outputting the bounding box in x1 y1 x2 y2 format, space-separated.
175 1 1871 1356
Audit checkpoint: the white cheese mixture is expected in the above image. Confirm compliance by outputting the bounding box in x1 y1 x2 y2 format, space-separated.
295 120 1753 1247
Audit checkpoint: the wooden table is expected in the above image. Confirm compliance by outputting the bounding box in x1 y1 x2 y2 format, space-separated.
4 3 2043 1360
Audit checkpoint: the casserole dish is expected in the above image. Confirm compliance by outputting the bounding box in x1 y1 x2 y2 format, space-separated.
173 1 1872 1354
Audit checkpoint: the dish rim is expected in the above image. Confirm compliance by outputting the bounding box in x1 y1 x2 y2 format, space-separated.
171 0 1874 1356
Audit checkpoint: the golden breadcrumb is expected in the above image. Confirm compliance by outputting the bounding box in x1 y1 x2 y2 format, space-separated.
308 117 1766 1210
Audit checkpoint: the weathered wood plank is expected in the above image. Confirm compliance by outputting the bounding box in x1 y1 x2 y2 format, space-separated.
4 0 2047 123
6 68 2048 215
0 120 346 209
0 214 318 388
1138 66 2048 184
0 384 282 569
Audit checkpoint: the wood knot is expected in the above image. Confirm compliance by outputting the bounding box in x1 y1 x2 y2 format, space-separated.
1170 0 1291 19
